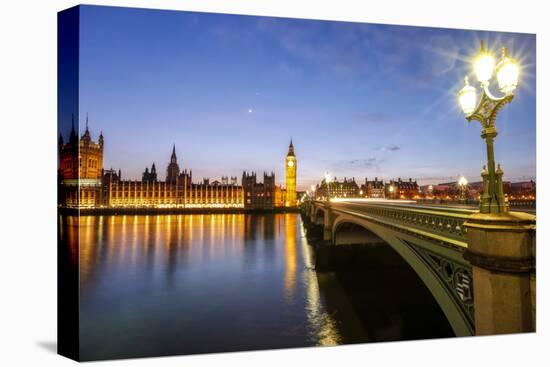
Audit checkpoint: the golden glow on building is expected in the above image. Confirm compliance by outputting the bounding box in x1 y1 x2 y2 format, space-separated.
59 125 297 210
285 139 297 207
104 179 245 209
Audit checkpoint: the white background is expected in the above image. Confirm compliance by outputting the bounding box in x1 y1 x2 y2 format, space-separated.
0 0 547 366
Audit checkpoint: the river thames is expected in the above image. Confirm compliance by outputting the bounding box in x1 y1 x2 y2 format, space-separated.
60 213 453 360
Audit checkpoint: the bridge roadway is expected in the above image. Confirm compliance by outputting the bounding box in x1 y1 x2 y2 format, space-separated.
304 199 536 337
403 201 536 215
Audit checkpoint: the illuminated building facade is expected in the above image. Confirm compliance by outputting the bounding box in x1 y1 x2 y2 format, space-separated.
508 180 536 200
58 116 104 208
386 178 419 199
103 145 244 208
58 124 295 210
419 180 535 202
103 174 244 208
285 139 297 207
317 177 360 199
361 177 385 198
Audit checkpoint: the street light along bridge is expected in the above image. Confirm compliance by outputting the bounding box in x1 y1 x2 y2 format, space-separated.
303 199 536 337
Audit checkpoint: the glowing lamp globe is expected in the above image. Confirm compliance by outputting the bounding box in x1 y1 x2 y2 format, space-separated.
458 77 477 116
458 176 468 186
496 48 519 95
474 45 495 84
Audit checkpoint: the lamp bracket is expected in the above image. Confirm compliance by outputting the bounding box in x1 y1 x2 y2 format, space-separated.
466 84 513 129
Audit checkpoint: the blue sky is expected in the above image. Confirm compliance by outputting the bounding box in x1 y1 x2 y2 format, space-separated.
73 5 536 190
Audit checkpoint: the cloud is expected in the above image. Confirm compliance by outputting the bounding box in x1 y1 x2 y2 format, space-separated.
386 144 400 151
374 144 401 152
256 18 376 79
347 157 384 168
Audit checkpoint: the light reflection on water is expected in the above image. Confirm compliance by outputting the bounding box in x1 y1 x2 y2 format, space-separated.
64 213 342 360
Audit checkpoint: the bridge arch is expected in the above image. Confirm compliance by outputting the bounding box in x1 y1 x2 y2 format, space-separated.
314 207 326 226
331 213 473 336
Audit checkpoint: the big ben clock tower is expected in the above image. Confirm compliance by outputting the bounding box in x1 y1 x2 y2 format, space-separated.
285 139 297 207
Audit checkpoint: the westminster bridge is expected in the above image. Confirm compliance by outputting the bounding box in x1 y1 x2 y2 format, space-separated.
302 199 536 337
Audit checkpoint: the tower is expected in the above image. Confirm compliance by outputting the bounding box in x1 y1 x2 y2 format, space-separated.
58 114 103 208
285 139 297 207
166 144 180 184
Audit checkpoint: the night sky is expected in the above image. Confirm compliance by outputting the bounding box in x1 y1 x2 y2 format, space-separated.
70 5 536 190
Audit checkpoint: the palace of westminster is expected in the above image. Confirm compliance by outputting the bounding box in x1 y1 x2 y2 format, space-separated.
58 120 298 210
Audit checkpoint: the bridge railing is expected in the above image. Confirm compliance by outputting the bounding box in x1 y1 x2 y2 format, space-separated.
313 200 478 248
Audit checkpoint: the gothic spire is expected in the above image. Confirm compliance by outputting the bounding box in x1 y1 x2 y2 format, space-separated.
82 112 91 140
170 144 177 164
287 138 295 156
69 113 77 141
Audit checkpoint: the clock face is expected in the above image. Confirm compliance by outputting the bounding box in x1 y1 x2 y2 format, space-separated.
287 160 294 167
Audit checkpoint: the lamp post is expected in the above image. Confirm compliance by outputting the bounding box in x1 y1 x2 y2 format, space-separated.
458 41 520 215
458 41 535 336
388 184 395 199
310 185 316 201
458 176 468 203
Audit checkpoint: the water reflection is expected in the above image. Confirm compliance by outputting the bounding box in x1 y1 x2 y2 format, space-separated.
60 213 451 361
300 224 342 346
284 213 298 301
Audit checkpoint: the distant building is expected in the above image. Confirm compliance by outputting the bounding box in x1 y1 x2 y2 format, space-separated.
318 177 360 199
508 180 536 200
361 177 385 198
221 176 238 185
141 163 158 183
386 178 419 199
242 172 276 210
419 179 535 201
58 115 104 208
102 146 243 208
58 121 295 210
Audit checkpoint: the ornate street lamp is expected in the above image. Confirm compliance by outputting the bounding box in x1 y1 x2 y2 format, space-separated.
310 185 316 200
457 41 520 214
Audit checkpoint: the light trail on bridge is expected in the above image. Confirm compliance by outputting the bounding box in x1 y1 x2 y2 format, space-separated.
324 198 535 214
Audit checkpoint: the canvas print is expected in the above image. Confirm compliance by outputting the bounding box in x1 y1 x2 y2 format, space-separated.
57 5 536 361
